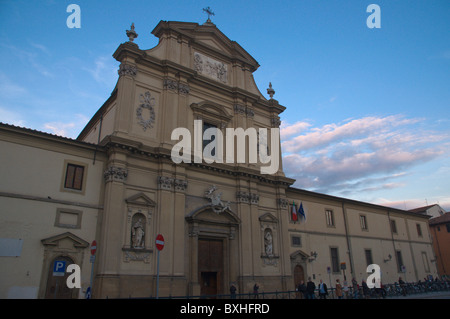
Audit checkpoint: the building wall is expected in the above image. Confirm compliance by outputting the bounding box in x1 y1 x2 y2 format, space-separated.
0 130 105 298
431 221 450 277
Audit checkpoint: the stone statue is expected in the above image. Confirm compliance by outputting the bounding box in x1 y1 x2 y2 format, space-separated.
132 217 145 248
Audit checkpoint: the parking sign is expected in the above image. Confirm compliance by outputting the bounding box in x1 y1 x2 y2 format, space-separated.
53 260 66 276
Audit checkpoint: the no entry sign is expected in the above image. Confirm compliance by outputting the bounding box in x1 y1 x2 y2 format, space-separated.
155 234 165 251
90 240 97 256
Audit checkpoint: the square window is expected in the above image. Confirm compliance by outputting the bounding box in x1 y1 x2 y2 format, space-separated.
64 163 84 191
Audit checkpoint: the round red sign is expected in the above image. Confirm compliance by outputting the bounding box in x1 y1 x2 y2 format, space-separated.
90 240 97 256
155 234 165 251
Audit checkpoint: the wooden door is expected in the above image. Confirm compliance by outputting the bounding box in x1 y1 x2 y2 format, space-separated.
45 256 76 299
294 265 305 286
198 239 223 296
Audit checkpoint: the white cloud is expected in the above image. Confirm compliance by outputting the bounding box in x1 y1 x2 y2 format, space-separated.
43 114 89 139
281 115 450 198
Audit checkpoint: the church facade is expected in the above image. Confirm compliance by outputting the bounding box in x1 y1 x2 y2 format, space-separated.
0 20 438 298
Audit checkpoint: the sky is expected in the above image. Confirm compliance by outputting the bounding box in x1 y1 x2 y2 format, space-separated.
0 0 449 211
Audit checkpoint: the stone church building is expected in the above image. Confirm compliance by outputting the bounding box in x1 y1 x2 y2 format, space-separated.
0 19 438 298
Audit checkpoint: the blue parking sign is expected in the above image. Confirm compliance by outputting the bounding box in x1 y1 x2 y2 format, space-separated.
53 260 66 277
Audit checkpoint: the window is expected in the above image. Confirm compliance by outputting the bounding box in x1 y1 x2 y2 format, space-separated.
446 223 450 233
203 122 218 157
416 223 422 237
325 210 335 227
390 219 397 234
64 163 85 191
365 249 373 266
396 250 404 273
291 236 301 247
330 247 339 273
360 215 368 230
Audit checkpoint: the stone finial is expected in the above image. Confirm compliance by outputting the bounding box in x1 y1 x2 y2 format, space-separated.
267 82 275 99
126 23 138 42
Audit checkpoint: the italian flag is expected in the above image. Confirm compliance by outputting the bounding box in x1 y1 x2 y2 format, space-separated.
292 201 298 221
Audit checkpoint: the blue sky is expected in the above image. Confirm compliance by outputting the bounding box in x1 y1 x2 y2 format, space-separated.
0 0 449 211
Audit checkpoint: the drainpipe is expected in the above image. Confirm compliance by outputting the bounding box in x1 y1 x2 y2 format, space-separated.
341 201 354 278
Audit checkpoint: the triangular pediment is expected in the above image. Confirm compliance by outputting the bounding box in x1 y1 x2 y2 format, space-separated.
152 21 259 71
41 232 89 249
125 192 156 207
259 212 278 223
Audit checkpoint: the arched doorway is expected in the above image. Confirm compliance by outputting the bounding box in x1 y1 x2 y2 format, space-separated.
186 204 240 297
293 265 305 287
44 255 76 299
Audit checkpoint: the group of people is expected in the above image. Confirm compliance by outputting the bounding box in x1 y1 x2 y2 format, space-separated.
296 277 376 299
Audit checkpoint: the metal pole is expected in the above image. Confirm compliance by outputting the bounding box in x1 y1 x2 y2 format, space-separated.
89 257 95 298
156 249 160 299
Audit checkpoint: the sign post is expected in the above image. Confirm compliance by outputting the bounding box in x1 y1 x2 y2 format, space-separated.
155 234 165 299
88 240 97 299
340 262 347 281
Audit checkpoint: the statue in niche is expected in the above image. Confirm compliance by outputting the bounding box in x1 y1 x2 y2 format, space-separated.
131 214 145 248
264 228 273 257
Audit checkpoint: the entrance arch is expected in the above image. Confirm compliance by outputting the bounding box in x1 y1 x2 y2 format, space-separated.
186 204 240 297
290 250 309 290
293 264 305 287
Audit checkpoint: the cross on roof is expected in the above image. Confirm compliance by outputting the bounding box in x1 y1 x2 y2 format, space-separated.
203 7 215 22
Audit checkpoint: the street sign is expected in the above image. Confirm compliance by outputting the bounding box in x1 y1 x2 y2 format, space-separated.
340 262 346 270
155 234 165 251
90 240 97 256
53 260 66 277
327 266 331 274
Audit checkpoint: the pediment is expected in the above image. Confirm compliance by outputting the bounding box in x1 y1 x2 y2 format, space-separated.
151 21 259 71
186 204 241 225
125 192 156 207
41 232 89 249
190 101 233 123
290 250 309 261
259 212 278 223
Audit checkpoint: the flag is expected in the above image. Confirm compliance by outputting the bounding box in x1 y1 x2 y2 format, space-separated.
298 202 306 223
291 201 298 221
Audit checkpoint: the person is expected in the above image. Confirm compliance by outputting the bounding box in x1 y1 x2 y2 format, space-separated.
230 284 237 299
398 277 406 296
362 279 370 299
352 277 359 299
306 277 316 299
318 279 328 299
253 283 259 299
343 280 349 299
297 280 306 299
335 279 343 299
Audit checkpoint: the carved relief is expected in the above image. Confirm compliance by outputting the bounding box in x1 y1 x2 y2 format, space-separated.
205 185 230 214
158 176 187 192
164 79 190 95
104 166 128 183
118 63 137 77
236 191 259 205
234 104 254 118
194 52 228 83
136 91 156 131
